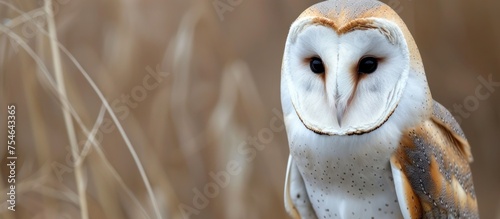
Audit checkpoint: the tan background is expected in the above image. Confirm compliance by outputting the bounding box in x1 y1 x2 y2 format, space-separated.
1 0 499 218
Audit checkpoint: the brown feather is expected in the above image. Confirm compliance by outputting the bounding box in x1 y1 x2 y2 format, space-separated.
392 101 478 218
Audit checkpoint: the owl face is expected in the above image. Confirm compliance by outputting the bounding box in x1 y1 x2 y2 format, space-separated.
282 3 414 136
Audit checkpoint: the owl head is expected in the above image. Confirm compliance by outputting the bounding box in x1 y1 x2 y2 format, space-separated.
281 0 431 136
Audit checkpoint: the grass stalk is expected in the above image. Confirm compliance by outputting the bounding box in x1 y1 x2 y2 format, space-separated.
43 1 89 219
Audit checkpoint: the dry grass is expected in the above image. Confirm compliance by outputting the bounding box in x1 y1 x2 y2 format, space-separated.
1 0 500 218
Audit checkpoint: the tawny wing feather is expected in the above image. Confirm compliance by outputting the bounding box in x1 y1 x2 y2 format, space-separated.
391 101 479 218
285 155 317 219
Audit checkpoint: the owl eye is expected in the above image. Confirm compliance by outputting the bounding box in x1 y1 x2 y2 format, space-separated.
309 57 325 74
358 57 378 74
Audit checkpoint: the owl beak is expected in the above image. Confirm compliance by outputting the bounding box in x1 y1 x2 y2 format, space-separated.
328 71 348 127
335 98 344 127
336 110 342 127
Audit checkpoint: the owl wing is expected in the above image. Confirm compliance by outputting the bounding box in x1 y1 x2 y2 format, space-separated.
284 155 318 219
390 101 479 219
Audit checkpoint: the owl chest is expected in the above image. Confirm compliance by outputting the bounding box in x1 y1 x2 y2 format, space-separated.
289 137 404 218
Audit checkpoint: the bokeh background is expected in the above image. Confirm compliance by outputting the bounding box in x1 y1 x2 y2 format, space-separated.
1 0 499 218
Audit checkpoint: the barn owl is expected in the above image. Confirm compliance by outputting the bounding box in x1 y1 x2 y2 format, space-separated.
281 0 479 218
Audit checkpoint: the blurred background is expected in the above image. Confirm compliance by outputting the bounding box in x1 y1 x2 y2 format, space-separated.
0 0 499 218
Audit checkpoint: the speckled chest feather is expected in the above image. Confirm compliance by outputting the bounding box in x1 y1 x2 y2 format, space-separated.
288 127 404 218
